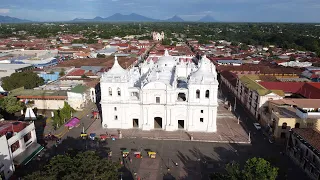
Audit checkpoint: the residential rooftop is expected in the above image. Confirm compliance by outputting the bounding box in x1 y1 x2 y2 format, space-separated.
292 128 320 154
0 64 33 70
270 99 320 109
239 75 285 96
10 87 67 99
70 85 88 93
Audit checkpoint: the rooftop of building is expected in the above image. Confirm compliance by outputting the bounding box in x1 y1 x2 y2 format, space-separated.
259 82 305 94
0 64 33 70
273 106 300 119
292 128 320 154
0 121 32 136
216 64 302 75
239 75 285 96
270 99 320 109
220 71 238 87
10 87 67 99
70 85 89 93
56 56 136 69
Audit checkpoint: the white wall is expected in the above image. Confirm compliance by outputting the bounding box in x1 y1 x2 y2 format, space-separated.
7 123 37 158
0 136 15 180
34 99 65 110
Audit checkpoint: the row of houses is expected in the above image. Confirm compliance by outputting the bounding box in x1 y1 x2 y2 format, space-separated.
220 68 320 180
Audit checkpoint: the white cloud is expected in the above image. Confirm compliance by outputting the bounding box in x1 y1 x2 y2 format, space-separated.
0 9 10 14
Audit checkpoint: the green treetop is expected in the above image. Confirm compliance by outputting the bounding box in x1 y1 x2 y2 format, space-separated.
1 72 45 91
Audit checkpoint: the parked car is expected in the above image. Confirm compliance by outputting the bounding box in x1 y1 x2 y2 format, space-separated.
253 123 261 130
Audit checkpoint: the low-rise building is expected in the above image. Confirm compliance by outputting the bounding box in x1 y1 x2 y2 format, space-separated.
10 87 67 110
0 121 43 180
236 75 284 119
287 128 320 180
261 99 320 140
67 85 91 111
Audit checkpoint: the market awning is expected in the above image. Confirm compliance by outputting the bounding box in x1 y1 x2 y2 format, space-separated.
13 143 44 165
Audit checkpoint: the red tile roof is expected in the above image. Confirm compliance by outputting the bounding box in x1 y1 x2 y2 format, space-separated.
220 71 238 87
292 128 320 152
296 83 320 99
67 69 85 76
259 82 304 93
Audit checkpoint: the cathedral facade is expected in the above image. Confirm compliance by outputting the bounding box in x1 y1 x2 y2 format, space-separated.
100 51 219 132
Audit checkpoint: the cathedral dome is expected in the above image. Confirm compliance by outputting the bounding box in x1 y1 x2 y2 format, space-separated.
189 55 217 84
105 56 128 76
101 56 129 82
156 50 177 67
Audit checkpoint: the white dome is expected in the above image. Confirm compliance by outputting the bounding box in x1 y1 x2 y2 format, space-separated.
105 56 128 76
156 50 177 67
189 55 217 84
101 56 129 83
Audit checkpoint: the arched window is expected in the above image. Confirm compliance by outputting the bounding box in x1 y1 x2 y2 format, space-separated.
205 90 209 98
108 87 112 96
295 123 300 128
196 90 200 99
117 88 121 96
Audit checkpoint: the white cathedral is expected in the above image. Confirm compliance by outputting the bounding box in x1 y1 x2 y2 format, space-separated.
100 50 219 132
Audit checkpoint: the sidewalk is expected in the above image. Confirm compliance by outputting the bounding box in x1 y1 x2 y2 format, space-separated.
43 102 96 137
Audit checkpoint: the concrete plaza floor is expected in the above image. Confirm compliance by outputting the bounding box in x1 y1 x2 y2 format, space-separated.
87 100 250 143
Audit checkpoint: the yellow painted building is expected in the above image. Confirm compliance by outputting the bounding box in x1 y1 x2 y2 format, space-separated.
261 99 320 140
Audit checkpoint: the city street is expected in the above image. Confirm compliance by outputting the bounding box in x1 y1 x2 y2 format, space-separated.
219 81 308 180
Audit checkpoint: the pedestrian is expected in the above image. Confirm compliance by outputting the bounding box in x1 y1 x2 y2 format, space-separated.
175 162 178 167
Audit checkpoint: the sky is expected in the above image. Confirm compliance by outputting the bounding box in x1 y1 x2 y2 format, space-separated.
0 0 320 22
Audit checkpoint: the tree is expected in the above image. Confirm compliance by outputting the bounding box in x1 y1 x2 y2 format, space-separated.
96 53 106 58
24 151 120 180
211 158 278 180
52 102 75 128
0 96 24 114
161 38 172 45
48 70 55 74
1 72 45 91
81 74 89 78
59 68 65 77
242 157 278 180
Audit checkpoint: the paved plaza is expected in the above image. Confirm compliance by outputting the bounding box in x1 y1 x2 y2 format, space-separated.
87 138 250 180
87 100 250 143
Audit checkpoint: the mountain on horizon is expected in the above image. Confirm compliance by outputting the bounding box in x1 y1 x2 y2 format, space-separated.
198 15 217 22
71 13 158 22
0 15 32 23
165 15 184 22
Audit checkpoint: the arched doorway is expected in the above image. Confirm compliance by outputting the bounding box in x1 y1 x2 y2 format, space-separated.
154 117 162 129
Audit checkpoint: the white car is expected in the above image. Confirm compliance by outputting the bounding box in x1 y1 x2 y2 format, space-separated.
253 123 261 130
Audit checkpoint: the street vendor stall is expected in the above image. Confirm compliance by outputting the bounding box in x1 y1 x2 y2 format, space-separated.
64 117 80 130
122 150 129 158
134 152 142 158
90 133 96 140
148 151 156 159
100 134 107 141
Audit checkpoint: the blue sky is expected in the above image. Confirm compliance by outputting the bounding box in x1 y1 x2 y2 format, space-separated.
0 0 320 22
